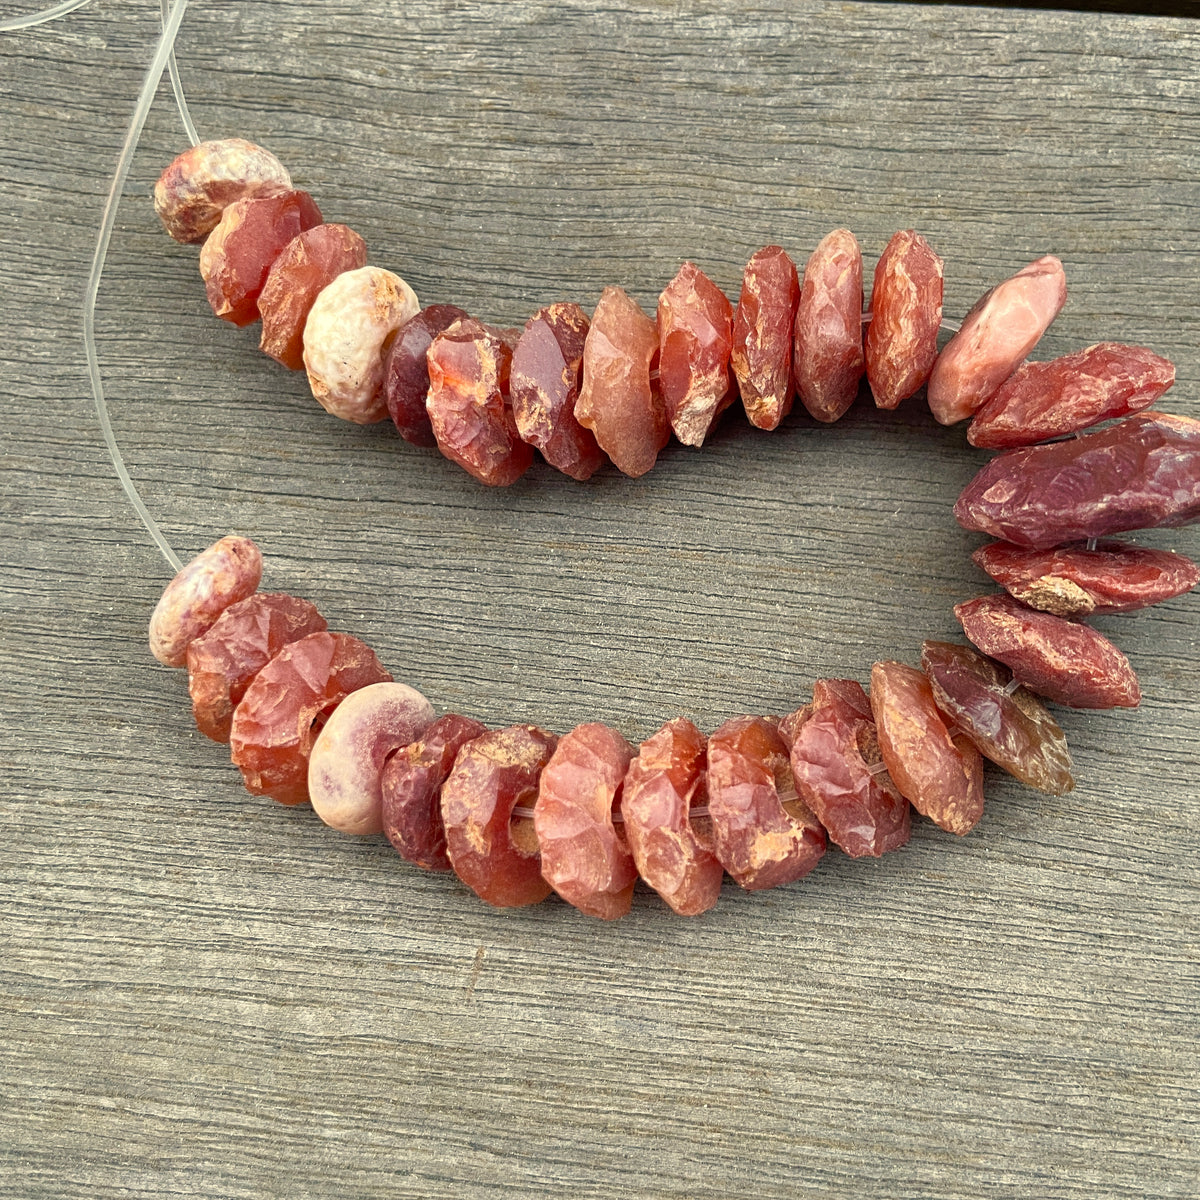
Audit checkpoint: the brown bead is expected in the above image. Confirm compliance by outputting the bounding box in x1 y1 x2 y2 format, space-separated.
621 717 722 917
258 224 368 370
657 262 736 447
794 229 865 423
441 725 557 907
731 245 799 431
383 305 470 447
576 287 668 477
510 303 605 479
707 716 826 891
426 317 533 486
865 229 944 409
199 190 322 326
955 594 1141 709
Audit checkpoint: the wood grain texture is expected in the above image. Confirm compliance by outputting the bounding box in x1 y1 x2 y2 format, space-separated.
2 2 1198 1197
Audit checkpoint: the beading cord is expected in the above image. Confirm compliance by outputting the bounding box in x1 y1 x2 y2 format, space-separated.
0 0 90 32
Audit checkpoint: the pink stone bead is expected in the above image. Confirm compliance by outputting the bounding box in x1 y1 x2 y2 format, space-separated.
731 245 800 431
307 682 436 835
149 535 263 667
927 254 1067 425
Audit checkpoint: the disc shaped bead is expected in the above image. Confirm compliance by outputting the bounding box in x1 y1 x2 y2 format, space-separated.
788 679 912 856
954 594 1140 710
535 723 637 920
865 229 944 409
229 632 392 806
187 592 327 742
927 254 1067 425
920 640 1074 796
308 682 436 836
707 716 826 891
794 228 865 423
199 190 322 326
657 262 736 447
731 245 800 431
576 286 668 478
869 662 984 836
426 317 532 486
621 717 723 917
441 726 557 908
154 138 292 244
383 305 470 447
149 535 263 667
258 223 368 370
303 266 419 424
382 713 488 871
510 303 605 480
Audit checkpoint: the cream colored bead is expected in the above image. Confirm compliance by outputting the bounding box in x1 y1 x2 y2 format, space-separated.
303 266 419 424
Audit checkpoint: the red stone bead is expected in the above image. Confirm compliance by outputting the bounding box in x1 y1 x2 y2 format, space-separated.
426 317 533 486
576 286 668 477
865 229 944 410
955 412 1200 549
229 631 393 806
535 723 637 920
510 302 605 480
199 190 322 326
657 262 736 447
967 342 1176 449
258 224 368 370
794 228 865 423
927 254 1067 425
441 725 557 907
381 713 487 872
731 245 799 431
620 717 722 916
383 304 470 447
186 592 327 742
869 662 983 836
789 679 912 856
955 594 1141 710
707 716 826 891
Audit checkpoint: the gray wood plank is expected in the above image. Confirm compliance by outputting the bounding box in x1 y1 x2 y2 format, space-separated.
2 2 1198 1197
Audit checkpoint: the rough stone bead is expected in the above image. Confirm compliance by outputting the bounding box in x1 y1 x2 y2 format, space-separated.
576 286 668 478
955 594 1141 709
149 535 263 667
707 716 826 891
955 413 1200 549
441 725 557 907
383 305 470 447
869 662 984 836
920 640 1075 796
154 138 292 244
789 679 912 856
199 190 322 326
307 682 435 836
230 632 393 806
731 245 799 431
510 303 605 480
620 717 723 917
187 592 327 742
535 723 637 920
657 262 736 447
967 342 1176 449
303 266 419 424
425 317 532 486
865 229 944 409
794 228 865 423
258 224 368 370
381 713 487 872
927 254 1067 425
973 539 1200 618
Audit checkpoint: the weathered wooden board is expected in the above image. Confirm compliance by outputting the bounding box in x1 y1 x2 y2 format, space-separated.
1 1 1197 1196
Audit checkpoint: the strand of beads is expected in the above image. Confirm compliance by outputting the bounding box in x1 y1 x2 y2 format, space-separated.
146 139 1200 918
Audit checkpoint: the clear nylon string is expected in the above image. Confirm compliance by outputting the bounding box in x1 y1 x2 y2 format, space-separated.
0 0 90 32
84 0 193 574
162 0 199 147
